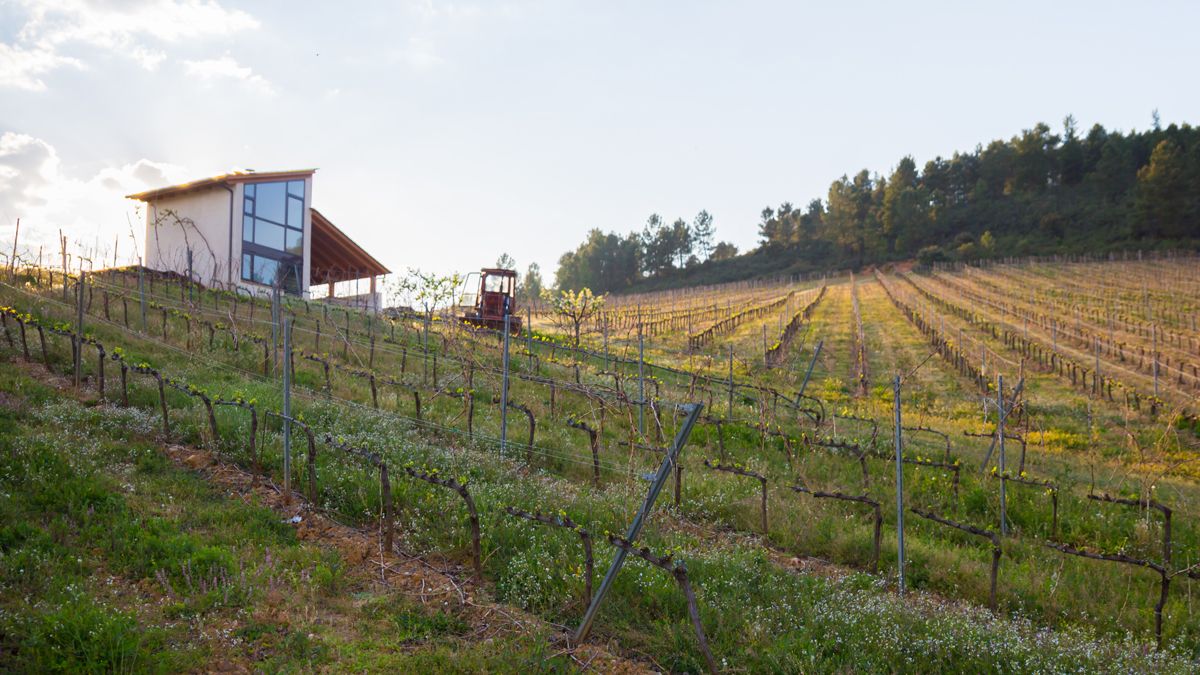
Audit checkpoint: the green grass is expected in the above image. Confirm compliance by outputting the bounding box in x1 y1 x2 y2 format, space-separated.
2 267 1199 671
0 367 579 673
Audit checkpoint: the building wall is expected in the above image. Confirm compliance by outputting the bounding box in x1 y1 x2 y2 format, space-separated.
142 175 313 297
143 187 237 288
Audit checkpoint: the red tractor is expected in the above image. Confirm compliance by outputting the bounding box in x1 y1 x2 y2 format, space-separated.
459 268 522 333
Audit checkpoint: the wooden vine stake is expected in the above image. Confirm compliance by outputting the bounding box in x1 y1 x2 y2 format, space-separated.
803 432 869 488
502 399 536 464
607 535 717 675
792 484 882 573
1002 473 1059 538
903 425 952 463
505 506 594 604
405 466 482 581
1047 542 1170 648
911 508 1001 610
87 339 105 399
165 379 218 446
704 459 768 535
214 398 259 474
324 435 394 553
130 363 170 437
1088 493 1172 567
567 417 601 487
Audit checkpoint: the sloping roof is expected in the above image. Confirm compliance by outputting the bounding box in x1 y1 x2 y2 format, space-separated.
125 169 317 202
310 208 391 283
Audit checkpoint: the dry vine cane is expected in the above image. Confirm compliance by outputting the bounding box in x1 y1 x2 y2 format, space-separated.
791 483 882 573
903 425 952 463
964 429 1029 474
996 472 1059 538
324 434 395 552
833 413 879 487
566 417 602 488
801 432 868 487
704 459 768 535
911 508 1001 610
504 506 594 604
213 396 260 475
1087 492 1172 567
164 378 218 447
111 350 129 406
618 440 685 507
445 388 475 436
404 465 482 582
902 454 962 501
493 396 536 464
1046 541 1172 648
605 535 718 675
130 361 171 437
851 274 869 396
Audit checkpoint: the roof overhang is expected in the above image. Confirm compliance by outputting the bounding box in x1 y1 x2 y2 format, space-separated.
310 208 391 284
125 169 317 202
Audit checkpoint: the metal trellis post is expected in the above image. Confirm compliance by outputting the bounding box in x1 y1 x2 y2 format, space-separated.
575 402 703 643
893 375 905 594
74 272 84 387
728 345 734 420
797 339 824 399
638 323 646 437
997 373 1007 536
138 259 147 331
283 318 292 496
501 313 511 453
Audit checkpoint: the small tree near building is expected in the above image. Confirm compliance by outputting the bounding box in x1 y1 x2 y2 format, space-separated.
541 287 606 347
392 268 463 348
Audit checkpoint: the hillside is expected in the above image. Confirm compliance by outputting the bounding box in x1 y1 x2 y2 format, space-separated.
1 255 1199 672
553 118 1200 295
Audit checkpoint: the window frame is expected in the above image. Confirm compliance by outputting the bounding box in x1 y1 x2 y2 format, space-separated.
240 179 306 294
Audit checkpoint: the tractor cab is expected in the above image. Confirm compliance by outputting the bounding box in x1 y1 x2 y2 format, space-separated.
459 268 522 333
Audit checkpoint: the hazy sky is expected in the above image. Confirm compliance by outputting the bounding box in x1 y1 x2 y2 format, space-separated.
2 0 1198 282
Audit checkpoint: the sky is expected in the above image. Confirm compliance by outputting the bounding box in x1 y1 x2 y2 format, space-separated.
1 0 1199 285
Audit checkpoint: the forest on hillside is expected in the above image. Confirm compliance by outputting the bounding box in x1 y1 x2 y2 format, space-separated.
553 116 1200 293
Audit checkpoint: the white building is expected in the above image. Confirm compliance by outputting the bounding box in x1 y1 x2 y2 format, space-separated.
127 169 389 304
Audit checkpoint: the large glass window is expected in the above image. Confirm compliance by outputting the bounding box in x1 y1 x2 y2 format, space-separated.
254 182 286 223
242 253 300 292
241 179 305 294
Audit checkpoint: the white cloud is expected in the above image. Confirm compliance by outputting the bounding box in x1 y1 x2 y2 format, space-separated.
130 46 168 72
0 131 188 264
1 0 258 90
0 133 59 210
184 55 275 95
0 42 83 91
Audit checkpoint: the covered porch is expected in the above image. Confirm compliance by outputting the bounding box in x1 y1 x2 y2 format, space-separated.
310 208 391 310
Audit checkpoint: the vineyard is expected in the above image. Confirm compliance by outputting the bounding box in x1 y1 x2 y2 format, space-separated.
1 252 1199 672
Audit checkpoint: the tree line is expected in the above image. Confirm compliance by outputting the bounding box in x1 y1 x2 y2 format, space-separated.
552 114 1200 292
554 211 739 294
